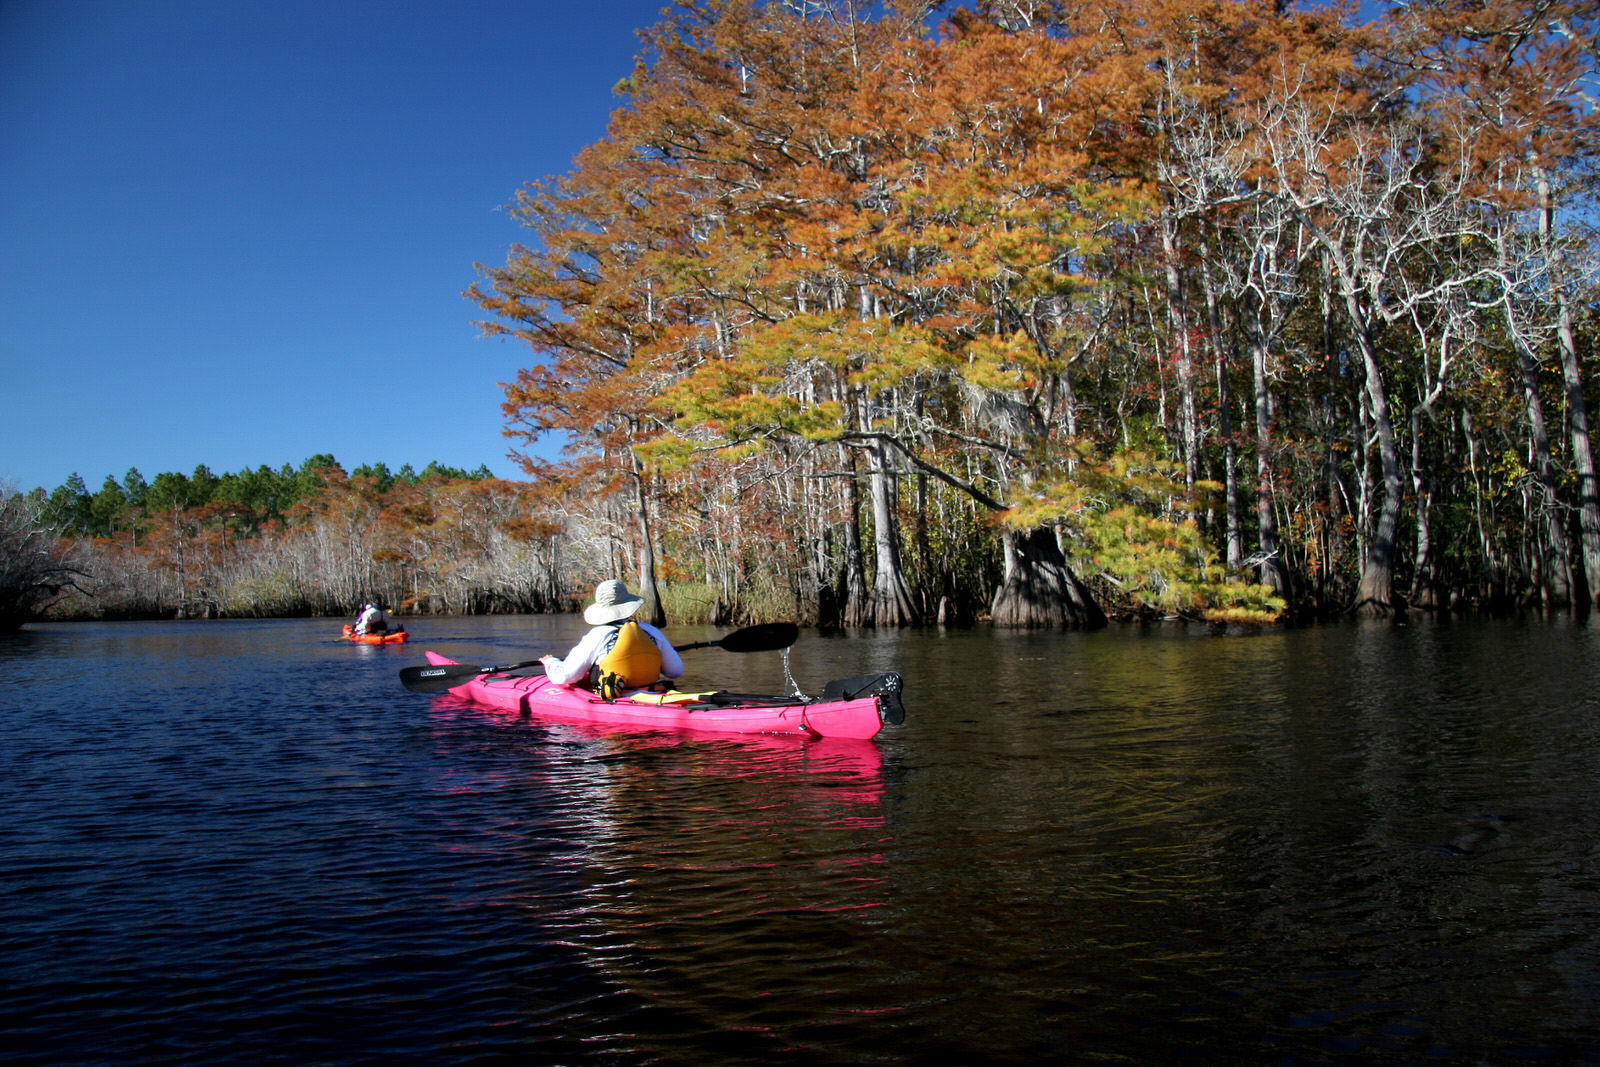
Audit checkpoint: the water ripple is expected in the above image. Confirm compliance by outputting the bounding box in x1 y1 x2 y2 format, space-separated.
4 619 1600 1062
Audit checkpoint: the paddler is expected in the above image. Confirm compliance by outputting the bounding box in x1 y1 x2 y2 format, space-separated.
541 580 683 694
353 600 390 635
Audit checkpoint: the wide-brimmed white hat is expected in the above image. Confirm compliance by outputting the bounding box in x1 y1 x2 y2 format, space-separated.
583 579 645 625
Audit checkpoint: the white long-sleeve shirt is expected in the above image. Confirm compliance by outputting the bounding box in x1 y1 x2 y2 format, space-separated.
354 605 389 634
541 621 683 686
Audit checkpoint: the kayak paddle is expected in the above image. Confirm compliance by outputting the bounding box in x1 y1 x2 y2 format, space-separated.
399 658 545 693
398 622 800 693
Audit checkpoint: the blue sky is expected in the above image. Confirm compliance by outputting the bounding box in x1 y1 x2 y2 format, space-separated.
1 0 678 494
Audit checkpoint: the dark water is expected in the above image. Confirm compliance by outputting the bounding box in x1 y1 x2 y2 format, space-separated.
4 616 1600 1064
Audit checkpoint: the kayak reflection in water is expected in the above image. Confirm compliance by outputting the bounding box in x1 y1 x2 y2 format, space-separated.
541 580 684 695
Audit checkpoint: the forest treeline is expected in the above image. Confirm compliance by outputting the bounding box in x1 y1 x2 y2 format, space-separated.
8 0 1600 632
0 448 858 628
2 457 564 626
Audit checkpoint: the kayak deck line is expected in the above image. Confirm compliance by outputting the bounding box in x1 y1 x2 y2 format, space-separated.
423 650 903 740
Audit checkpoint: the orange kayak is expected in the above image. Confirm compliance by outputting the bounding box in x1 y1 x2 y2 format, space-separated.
342 624 408 645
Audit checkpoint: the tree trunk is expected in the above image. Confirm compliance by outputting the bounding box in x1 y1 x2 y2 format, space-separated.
1462 411 1509 613
865 439 916 626
1247 307 1290 597
1410 477 1438 610
1517 342 1573 608
1160 205 1200 497
841 445 871 627
1345 301 1404 617
1539 169 1600 608
1317 282 1344 611
1408 405 1440 611
1198 223 1243 570
991 526 1107 629
629 451 665 627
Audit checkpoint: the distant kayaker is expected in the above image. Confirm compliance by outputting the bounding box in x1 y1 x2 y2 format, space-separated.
353 600 390 635
542 580 683 693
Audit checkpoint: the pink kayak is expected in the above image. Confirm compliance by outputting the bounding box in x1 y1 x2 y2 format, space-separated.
419 650 902 740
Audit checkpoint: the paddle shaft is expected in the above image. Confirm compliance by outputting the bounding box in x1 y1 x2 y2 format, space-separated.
398 621 799 693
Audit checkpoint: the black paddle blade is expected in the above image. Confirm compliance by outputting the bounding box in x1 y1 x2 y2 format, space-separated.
399 663 485 693
673 622 800 654
398 658 543 693
715 622 800 653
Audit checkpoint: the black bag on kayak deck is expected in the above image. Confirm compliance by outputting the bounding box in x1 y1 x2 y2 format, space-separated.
822 672 906 725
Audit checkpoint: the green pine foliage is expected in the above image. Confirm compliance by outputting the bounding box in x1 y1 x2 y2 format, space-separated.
1005 444 1287 624
33 456 491 540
